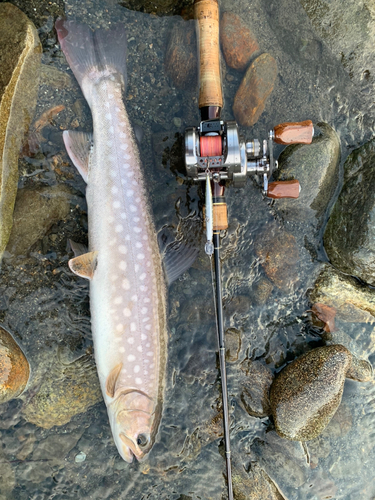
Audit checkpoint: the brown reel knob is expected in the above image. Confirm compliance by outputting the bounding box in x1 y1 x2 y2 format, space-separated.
267 180 300 199
273 120 313 145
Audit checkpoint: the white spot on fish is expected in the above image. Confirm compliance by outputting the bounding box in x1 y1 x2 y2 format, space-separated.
136 197 141 203
145 324 152 330
141 334 147 340
143 317 150 323
141 307 148 314
113 201 121 209
116 324 124 332
111 274 118 282
127 337 134 344
133 217 140 223
122 279 130 289
133 226 141 232
115 224 123 233
137 254 145 260
127 189 134 197
105 113 112 119
134 365 140 373
114 297 122 305
121 213 127 219
140 273 146 280
119 347 125 353
122 163 129 169
119 245 127 254
111 186 118 194
119 261 127 271
135 377 142 384
130 323 136 332
134 264 139 272
127 354 135 362
131 294 138 302
123 308 131 317
137 345 143 352
120 144 128 150
136 242 143 248
120 132 127 138
146 343 151 348
140 285 148 292
144 297 150 303
146 351 153 356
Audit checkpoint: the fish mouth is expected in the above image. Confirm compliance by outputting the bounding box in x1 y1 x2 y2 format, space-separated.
120 433 148 462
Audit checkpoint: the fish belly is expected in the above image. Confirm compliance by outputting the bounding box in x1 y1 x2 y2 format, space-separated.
85 78 166 409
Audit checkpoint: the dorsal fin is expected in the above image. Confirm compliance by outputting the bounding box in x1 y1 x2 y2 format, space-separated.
68 251 98 280
63 130 92 182
106 363 123 398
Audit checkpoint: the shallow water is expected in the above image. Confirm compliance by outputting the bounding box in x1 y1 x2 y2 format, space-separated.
1 0 375 498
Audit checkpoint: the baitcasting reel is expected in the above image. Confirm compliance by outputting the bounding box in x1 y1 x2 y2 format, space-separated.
185 118 314 196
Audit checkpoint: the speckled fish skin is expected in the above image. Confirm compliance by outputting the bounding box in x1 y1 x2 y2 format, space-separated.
56 20 167 463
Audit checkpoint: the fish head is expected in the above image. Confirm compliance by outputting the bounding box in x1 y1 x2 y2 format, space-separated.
110 391 154 463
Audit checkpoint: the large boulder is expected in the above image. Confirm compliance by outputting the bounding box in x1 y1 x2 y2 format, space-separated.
0 4 41 259
0 326 29 403
324 138 375 286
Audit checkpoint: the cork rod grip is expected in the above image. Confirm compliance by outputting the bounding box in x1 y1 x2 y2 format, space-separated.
194 0 223 109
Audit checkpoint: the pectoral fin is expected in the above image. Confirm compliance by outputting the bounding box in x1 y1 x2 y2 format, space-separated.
68 251 98 280
63 130 93 182
106 363 123 398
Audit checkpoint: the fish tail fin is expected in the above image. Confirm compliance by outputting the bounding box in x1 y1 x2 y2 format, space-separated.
55 19 127 101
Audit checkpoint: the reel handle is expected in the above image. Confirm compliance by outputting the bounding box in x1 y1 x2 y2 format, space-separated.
194 0 223 116
267 180 300 199
273 120 313 145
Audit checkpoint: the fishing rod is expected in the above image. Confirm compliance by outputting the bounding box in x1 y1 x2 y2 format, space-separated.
184 1 314 498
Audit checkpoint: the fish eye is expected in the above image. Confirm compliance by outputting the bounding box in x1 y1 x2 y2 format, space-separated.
137 433 149 448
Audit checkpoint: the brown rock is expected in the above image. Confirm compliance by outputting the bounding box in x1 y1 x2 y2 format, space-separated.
220 12 259 71
22 354 101 429
165 20 197 89
0 3 42 259
232 460 286 500
233 53 277 127
240 359 273 417
255 226 299 291
225 327 241 362
0 326 29 403
270 345 352 441
6 185 72 256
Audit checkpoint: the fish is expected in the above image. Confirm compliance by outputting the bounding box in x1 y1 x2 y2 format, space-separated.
56 19 197 462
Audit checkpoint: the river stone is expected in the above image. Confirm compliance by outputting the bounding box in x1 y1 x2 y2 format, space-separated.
324 138 375 286
220 12 259 71
233 53 277 127
254 225 299 291
240 359 273 418
273 123 340 228
6 185 72 256
232 460 286 500
310 264 375 325
22 354 102 429
270 345 352 441
0 326 29 403
0 3 42 260
165 20 196 90
225 327 241 362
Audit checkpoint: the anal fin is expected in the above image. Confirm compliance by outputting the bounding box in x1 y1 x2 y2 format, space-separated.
63 130 93 183
106 363 123 398
69 251 98 280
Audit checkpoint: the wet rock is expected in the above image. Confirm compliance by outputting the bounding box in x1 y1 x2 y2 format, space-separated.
311 303 336 333
252 431 309 489
0 450 15 499
321 401 353 439
270 345 352 441
165 20 197 90
324 138 375 286
233 53 277 127
254 225 299 291
240 360 273 418
22 354 102 429
274 123 340 230
118 0 191 16
220 12 259 71
346 356 373 382
232 459 286 500
0 3 42 259
225 327 241 362
300 0 375 99
40 63 72 88
0 326 29 403
310 264 375 325
6 185 72 256
252 278 273 306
